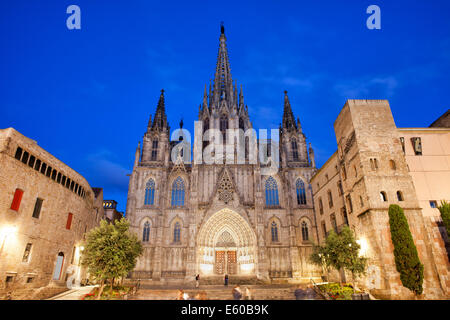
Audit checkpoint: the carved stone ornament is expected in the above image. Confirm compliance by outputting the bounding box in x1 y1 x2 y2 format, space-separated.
218 169 234 204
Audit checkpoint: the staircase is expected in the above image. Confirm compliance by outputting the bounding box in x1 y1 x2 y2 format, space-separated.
130 284 317 300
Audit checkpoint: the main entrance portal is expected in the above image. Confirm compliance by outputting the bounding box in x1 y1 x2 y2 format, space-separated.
197 209 257 276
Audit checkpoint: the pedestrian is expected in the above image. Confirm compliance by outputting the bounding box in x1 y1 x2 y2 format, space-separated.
195 274 200 288
244 287 252 300
232 285 242 300
224 274 228 286
294 285 306 300
305 284 318 300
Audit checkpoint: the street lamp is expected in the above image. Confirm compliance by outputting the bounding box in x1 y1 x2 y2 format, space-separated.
0 225 17 255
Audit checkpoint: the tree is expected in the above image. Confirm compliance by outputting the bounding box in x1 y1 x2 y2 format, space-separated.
388 204 424 295
81 218 143 299
438 200 450 239
309 226 367 291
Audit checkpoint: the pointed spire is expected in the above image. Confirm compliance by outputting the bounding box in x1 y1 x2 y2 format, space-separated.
309 143 315 168
282 90 297 131
152 89 168 132
179 118 184 129
147 114 152 131
212 23 233 109
203 84 208 109
239 84 244 108
297 117 302 132
134 141 141 167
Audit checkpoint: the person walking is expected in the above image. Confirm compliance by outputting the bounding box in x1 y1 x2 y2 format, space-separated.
195 274 200 288
244 287 252 300
224 274 228 286
294 285 306 300
232 285 242 300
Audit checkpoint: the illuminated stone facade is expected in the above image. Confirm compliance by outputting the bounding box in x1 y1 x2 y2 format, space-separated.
311 100 450 299
125 27 321 284
0 128 103 299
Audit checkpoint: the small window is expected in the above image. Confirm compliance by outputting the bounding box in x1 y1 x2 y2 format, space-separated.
346 195 353 213
32 198 43 219
173 222 181 243
318 197 324 215
51 169 57 181
66 213 73 230
46 166 52 178
40 163 47 175
430 200 437 208
271 221 279 242
321 222 327 238
327 190 333 208
6 276 14 283
15 147 23 160
301 221 309 241
57 172 62 183
411 137 422 156
142 221 150 242
28 155 35 168
66 178 71 188
337 181 343 196
380 191 388 202
34 159 41 171
389 160 396 170
11 188 24 211
330 214 338 233
21 151 29 164
396 191 404 201
22 243 32 262
400 137 405 153
26 277 34 284
360 195 364 207
342 165 347 180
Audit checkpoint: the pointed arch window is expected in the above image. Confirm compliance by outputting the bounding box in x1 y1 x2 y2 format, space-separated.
151 140 158 161
271 221 279 242
239 117 245 131
173 222 181 243
144 179 155 205
265 177 279 206
291 139 299 161
142 221 150 242
220 115 228 142
296 179 307 205
301 221 309 241
171 177 185 207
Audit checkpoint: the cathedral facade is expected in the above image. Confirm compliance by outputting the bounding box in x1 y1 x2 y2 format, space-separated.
125 26 321 283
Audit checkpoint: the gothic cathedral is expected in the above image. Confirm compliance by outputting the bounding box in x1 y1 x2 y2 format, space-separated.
125 25 321 283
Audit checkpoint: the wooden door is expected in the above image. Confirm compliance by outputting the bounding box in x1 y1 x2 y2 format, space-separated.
215 251 225 274
227 251 237 274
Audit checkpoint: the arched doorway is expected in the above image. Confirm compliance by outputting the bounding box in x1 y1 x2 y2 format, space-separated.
52 252 65 280
197 208 257 276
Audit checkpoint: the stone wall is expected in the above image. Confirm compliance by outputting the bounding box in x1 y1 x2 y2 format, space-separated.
0 128 102 299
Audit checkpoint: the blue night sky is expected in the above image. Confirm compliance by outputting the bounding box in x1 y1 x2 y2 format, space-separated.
1 1 449 212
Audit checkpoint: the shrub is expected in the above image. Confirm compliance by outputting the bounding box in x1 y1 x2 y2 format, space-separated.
388 204 424 295
438 200 450 239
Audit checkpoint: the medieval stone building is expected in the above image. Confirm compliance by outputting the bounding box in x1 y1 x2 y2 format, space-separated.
126 26 321 283
311 100 450 299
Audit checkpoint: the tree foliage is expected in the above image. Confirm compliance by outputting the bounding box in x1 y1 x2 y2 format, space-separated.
310 225 367 287
438 200 450 239
388 204 424 295
81 218 143 298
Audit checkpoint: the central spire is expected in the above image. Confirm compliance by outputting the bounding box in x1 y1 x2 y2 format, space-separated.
212 22 234 109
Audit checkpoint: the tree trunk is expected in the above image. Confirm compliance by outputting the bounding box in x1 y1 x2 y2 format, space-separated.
110 277 114 293
96 279 105 300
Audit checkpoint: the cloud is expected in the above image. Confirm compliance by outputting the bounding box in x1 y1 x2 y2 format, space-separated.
84 149 130 193
334 75 398 98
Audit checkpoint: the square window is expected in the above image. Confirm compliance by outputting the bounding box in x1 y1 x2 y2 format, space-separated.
430 200 437 208
26 277 34 283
